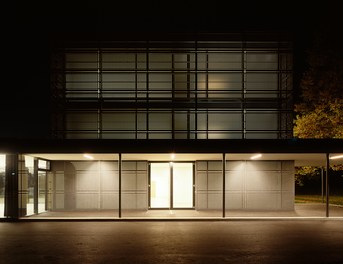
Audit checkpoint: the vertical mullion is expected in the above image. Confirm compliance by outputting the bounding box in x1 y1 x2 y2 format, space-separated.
170 163 173 209
146 46 149 139
135 53 138 139
195 42 198 139
222 153 226 218
172 54 175 139
118 153 122 218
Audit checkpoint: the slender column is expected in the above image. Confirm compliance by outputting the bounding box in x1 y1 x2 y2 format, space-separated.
321 167 324 203
325 153 330 217
34 159 38 214
119 153 122 218
222 153 226 218
4 154 19 219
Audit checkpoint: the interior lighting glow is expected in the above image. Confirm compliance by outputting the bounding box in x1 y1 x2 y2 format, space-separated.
250 154 262 160
330 154 343 160
171 153 175 160
83 154 94 160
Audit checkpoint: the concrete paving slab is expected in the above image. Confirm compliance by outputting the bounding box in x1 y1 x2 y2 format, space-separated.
1 220 343 263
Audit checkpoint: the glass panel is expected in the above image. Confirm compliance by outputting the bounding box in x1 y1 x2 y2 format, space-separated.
246 52 278 70
245 73 278 98
0 154 5 217
150 163 170 208
38 171 47 214
102 53 135 69
25 156 35 216
65 52 98 69
173 163 193 208
149 53 172 70
208 52 242 70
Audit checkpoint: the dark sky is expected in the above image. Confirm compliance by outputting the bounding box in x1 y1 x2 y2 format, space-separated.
3 0 341 138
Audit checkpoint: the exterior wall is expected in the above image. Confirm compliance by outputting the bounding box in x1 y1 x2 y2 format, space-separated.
51 161 119 210
50 160 148 211
121 161 148 210
49 159 294 211
195 161 223 209
51 40 293 140
225 160 294 210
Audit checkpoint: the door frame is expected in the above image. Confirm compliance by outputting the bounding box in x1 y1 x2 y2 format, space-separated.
148 161 195 210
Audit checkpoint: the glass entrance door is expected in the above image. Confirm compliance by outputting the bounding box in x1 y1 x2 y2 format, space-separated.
149 162 194 209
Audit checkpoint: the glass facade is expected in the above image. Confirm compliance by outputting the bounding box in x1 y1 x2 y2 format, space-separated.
0 154 5 218
51 40 293 139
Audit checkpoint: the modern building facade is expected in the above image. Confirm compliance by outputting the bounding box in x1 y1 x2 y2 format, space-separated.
1 32 342 220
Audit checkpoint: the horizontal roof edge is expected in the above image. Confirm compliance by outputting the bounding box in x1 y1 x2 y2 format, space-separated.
0 139 342 154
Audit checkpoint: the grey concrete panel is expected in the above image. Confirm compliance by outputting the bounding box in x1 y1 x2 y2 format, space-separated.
101 193 118 209
226 161 245 171
225 171 243 190
71 161 100 171
55 193 64 209
225 192 243 209
196 172 208 190
208 161 222 171
208 172 222 190
55 173 64 191
246 171 281 191
101 172 118 191
281 172 295 191
100 161 118 171
196 161 207 171
76 193 99 209
208 192 222 209
76 172 100 191
122 161 137 171
122 173 137 191
137 173 147 190
137 161 148 171
246 161 281 171
196 192 208 209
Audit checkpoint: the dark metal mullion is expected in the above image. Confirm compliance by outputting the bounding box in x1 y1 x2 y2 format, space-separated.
193 162 195 208
172 54 175 139
206 52 210 139
146 46 150 139
118 153 122 218
277 44 282 138
222 153 226 218
187 53 191 139
170 163 173 209
242 42 246 139
326 153 330 217
195 42 198 139
148 163 151 209
135 53 138 139
34 159 38 215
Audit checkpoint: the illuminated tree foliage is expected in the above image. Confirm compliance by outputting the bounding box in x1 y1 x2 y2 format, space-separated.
294 25 343 186
294 26 343 139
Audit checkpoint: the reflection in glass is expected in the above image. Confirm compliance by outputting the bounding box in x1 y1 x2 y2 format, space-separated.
0 154 5 217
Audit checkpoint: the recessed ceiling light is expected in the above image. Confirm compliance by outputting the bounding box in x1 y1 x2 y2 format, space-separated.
330 154 343 160
84 154 94 160
250 154 262 160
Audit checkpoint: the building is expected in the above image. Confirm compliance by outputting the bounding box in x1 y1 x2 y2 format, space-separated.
1 31 342 220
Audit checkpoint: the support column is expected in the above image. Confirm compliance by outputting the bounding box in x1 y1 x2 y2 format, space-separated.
222 153 226 218
4 154 19 219
326 153 330 218
119 153 122 218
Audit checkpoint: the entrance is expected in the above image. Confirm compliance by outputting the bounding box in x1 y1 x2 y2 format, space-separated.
149 162 194 209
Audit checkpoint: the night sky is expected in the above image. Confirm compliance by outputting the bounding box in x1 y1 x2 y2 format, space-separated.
4 0 341 138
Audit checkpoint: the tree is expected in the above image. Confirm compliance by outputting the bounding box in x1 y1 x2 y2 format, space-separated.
294 24 343 138
293 23 343 187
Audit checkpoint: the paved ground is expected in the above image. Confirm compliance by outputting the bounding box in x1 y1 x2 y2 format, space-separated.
1 220 343 264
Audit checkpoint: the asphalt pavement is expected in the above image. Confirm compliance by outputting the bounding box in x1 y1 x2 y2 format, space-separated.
1 220 343 264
